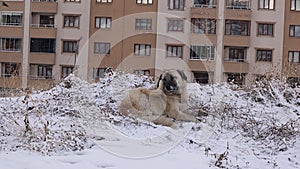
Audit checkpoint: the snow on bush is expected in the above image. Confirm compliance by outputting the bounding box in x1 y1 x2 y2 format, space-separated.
0 72 299 168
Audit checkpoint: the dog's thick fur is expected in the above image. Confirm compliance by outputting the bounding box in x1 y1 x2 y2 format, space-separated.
119 70 197 127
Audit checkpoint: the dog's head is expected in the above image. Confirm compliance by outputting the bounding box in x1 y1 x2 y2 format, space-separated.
157 70 187 95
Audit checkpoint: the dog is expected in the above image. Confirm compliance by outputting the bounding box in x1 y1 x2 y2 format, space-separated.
119 70 197 127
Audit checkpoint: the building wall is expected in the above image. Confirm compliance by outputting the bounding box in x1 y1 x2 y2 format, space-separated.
88 0 157 82
55 1 91 81
283 0 300 78
247 0 285 83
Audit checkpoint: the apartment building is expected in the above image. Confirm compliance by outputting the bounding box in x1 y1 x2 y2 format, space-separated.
0 0 299 91
283 0 300 83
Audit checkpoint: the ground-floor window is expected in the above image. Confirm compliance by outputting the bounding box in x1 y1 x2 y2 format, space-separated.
226 73 245 85
193 72 210 84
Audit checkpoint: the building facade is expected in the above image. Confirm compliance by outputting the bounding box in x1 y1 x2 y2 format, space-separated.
0 0 299 90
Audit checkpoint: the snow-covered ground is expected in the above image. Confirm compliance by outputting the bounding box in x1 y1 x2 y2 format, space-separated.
0 73 299 169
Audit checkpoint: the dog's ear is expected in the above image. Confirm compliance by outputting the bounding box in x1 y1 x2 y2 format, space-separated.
157 74 163 88
177 70 187 81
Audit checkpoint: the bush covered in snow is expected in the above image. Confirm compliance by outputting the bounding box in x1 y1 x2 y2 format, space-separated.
0 72 299 168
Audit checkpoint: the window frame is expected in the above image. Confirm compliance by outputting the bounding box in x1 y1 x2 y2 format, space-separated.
94 42 111 55
227 48 246 62
256 49 273 62
62 40 78 53
258 0 275 10
63 15 80 28
225 20 251 36
93 67 106 79
34 64 53 79
289 25 300 37
64 0 81 2
166 44 183 58
0 37 22 52
167 18 184 32
135 18 152 30
257 22 274 36
291 0 300 11
96 0 113 3
30 38 55 53
168 0 185 11
190 45 215 60
134 44 151 56
191 18 216 34
288 51 300 63
61 65 74 78
0 12 23 26
136 0 153 5
95 17 112 29
1 63 20 77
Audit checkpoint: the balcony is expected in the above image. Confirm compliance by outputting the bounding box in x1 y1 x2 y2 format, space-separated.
226 0 251 10
31 0 58 13
0 26 23 37
30 25 57 38
0 1 24 11
225 0 251 20
224 35 250 47
28 79 55 90
191 0 217 18
223 60 249 73
29 53 56 65
0 77 22 89
188 59 216 72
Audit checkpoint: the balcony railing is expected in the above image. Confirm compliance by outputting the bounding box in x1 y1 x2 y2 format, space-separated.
193 4 217 8
224 58 246 62
32 0 57 2
31 24 55 28
226 5 251 10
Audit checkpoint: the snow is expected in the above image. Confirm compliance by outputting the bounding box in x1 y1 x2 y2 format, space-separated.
0 73 299 169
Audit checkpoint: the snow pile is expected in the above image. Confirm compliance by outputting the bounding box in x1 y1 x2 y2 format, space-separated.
0 73 299 168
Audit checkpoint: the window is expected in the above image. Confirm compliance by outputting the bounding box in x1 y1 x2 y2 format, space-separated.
257 49 272 62
61 66 74 78
225 20 251 36
134 44 151 56
30 64 53 79
191 18 216 34
291 0 300 11
64 0 80 2
194 0 217 8
39 15 54 27
289 25 300 37
227 73 245 86
259 0 275 9
1 63 20 77
227 48 246 62
0 12 23 26
226 0 251 9
0 38 22 52
136 0 152 4
258 23 274 36
30 38 55 53
96 0 112 3
167 45 183 57
93 68 106 79
193 72 209 84
190 45 215 60
63 41 78 53
168 19 184 32
64 15 79 28
94 42 110 54
288 51 300 63
135 19 152 30
169 0 184 10
95 17 111 29
134 70 150 76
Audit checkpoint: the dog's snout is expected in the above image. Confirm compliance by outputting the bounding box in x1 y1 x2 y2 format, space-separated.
165 85 175 91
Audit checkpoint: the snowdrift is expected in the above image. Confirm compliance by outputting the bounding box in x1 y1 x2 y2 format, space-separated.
0 73 299 168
